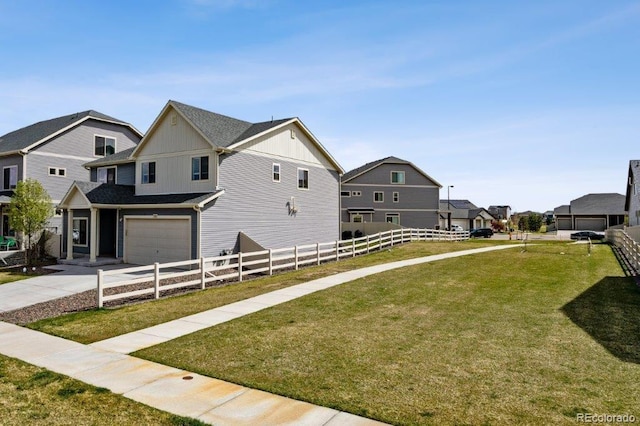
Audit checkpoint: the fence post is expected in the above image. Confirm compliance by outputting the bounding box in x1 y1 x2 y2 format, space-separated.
238 253 243 282
295 246 299 270
391 229 394 247
366 235 370 254
200 257 206 289
154 262 160 299
352 237 356 257
97 269 104 308
317 242 321 265
268 248 273 275
335 240 340 261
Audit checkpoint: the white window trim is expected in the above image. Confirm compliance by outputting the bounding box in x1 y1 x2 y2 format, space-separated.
72 217 89 247
97 166 117 184
393 191 400 203
272 163 281 183
352 215 363 223
385 213 400 224
351 191 362 196
191 155 210 181
391 170 405 184
141 161 156 185
3 165 17 190
94 134 117 158
374 191 384 203
49 167 66 177
297 168 309 190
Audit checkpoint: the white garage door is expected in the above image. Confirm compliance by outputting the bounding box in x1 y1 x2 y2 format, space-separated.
124 217 191 265
575 218 606 232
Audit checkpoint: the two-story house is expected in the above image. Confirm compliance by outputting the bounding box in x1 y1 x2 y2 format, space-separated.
554 193 625 231
58 100 344 265
340 157 442 228
0 111 142 237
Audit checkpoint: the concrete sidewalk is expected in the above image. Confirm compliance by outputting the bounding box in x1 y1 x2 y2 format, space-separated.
0 244 523 425
0 322 382 425
0 263 139 313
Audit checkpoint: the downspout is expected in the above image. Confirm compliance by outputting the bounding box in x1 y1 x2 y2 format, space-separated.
193 205 201 259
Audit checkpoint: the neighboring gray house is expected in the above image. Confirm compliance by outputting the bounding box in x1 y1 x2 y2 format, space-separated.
626 160 640 226
340 157 442 228
0 111 142 236
58 100 344 265
488 205 512 221
554 193 626 231
439 199 495 231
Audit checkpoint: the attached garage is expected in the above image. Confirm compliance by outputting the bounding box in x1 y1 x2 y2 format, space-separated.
575 218 606 232
124 216 191 265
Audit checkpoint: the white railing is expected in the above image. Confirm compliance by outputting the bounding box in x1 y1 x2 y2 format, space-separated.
606 229 640 273
96 228 469 307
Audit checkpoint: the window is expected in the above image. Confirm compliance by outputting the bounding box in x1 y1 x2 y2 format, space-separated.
393 192 400 203
141 161 156 184
72 218 88 246
272 163 281 182
94 136 116 157
97 167 117 184
374 191 384 203
3 166 17 190
391 171 405 184
298 168 309 189
341 191 351 197
351 191 362 197
353 215 363 223
192 156 209 181
48 167 65 177
386 213 400 225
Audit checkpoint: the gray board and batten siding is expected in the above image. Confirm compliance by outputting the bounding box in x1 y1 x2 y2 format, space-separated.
341 161 440 228
200 151 340 257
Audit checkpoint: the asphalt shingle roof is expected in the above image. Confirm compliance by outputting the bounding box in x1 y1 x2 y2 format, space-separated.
0 110 133 154
74 181 222 206
84 147 136 167
171 101 293 148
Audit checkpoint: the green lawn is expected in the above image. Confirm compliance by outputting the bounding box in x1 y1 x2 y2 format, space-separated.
128 242 640 425
0 271 31 286
0 354 205 425
28 240 503 343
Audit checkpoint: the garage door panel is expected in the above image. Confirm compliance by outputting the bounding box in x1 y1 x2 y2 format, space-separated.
125 218 191 265
575 218 606 232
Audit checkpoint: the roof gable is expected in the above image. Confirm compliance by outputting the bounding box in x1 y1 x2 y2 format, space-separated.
132 100 344 173
0 110 141 155
342 156 441 186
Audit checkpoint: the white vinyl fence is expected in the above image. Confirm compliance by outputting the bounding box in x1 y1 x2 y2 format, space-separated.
97 228 469 308
606 229 640 273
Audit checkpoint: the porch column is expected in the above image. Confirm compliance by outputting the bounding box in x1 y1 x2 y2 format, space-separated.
89 208 97 263
66 209 74 260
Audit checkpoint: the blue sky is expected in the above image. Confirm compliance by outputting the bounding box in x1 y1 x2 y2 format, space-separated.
1 0 639 212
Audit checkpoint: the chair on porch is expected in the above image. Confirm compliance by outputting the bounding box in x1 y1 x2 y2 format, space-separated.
0 236 18 251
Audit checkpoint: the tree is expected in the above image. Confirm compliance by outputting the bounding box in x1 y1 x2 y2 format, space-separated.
8 179 53 264
527 213 543 232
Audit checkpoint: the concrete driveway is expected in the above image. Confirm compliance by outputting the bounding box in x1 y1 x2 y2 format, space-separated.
0 264 135 313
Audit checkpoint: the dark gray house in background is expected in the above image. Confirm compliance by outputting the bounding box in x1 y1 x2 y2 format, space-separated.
0 111 142 236
340 156 441 228
439 199 495 231
554 193 625 231
59 100 344 265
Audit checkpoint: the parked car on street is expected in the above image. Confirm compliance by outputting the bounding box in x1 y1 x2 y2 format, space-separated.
570 231 605 241
470 228 493 238
450 225 464 232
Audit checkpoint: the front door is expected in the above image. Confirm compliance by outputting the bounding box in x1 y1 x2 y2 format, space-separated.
99 210 117 256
